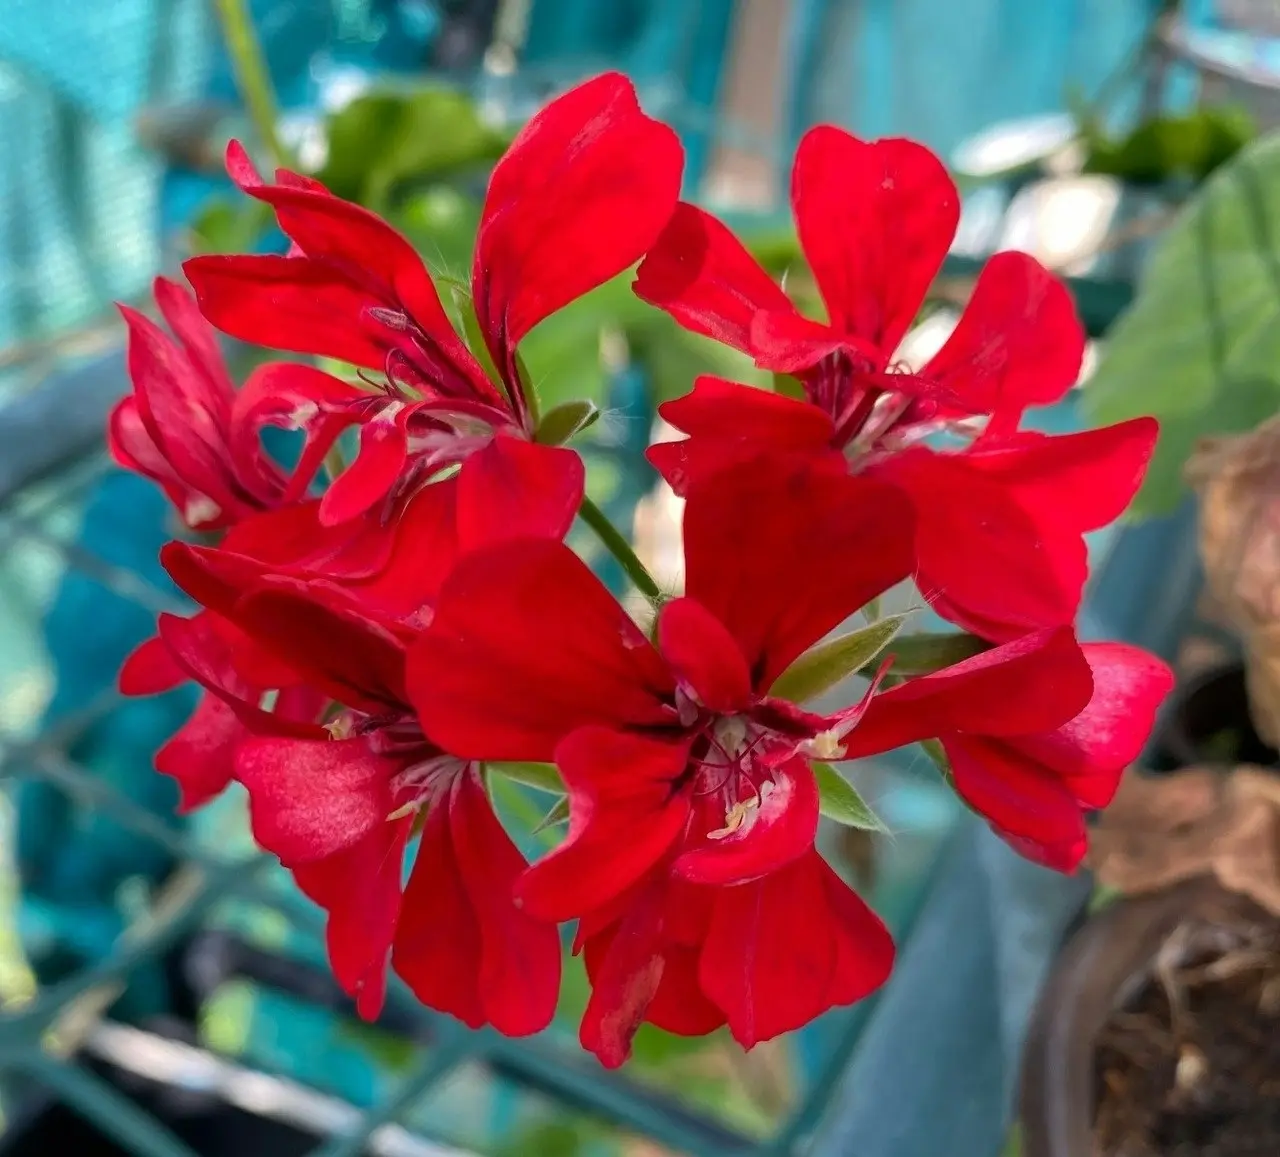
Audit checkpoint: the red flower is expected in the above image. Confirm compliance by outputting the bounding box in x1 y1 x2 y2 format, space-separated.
635 128 1156 638
119 612 324 812
158 567 561 1031
161 432 584 636
183 73 682 528
409 457 914 1061
839 631 1175 869
650 377 1157 640
108 277 286 529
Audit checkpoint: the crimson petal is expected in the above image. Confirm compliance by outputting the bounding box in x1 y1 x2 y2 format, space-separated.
455 435 584 549
650 376 837 496
698 851 836 1047
516 727 692 921
474 72 683 365
840 626 1094 756
155 692 247 812
944 735 1089 869
791 128 958 353
633 203 794 354
675 755 819 886
682 456 914 690
236 735 399 865
922 251 1084 416
450 767 561 1035
406 539 675 761
392 783 486 1029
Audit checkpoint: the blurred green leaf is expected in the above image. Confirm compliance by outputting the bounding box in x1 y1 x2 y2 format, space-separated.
813 762 888 831
188 197 273 254
1082 105 1255 185
1084 130 1280 515
770 615 909 704
318 87 511 210
395 186 482 279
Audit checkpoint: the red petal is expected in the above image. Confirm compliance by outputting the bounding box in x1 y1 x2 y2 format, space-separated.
153 612 317 734
155 692 246 812
965 418 1159 534
296 819 410 1020
152 275 237 408
119 633 187 695
583 919 724 1045
213 145 492 397
230 362 362 502
578 877 676 1068
633 203 794 353
840 627 1094 756
337 481 460 618
160 544 306 690
220 499 397 583
823 861 895 1005
1013 642 1174 807
682 456 915 690
455 435 584 549
231 579 410 713
650 376 837 496
875 447 1084 640
998 827 1088 873
657 597 752 712
698 851 835 1047
516 728 692 921
791 128 958 353
944 735 1088 867
184 253 394 369
406 539 675 761
922 251 1084 415
319 402 413 526
747 309 853 374
450 768 561 1035
474 72 683 359
675 755 819 885
392 784 486 1029
118 304 240 519
236 736 399 864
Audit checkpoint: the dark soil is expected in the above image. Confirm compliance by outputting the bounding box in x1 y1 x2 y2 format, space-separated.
1093 917 1280 1157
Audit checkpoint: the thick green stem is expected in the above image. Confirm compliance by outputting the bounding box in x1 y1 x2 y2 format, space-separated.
212 0 292 170
578 495 661 602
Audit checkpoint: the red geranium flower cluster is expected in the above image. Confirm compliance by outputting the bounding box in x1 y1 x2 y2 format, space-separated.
113 73 1174 1067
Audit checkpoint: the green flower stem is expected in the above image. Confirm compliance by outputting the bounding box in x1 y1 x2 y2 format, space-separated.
578 494 662 602
212 0 292 170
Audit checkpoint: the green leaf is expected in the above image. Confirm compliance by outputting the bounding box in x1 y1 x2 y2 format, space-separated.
317 87 511 210
1084 130 1280 516
1082 105 1255 185
535 399 600 445
813 762 888 831
188 197 273 255
920 738 954 783
534 795 570 833
487 761 563 794
772 372 807 401
769 615 909 704
882 631 989 675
